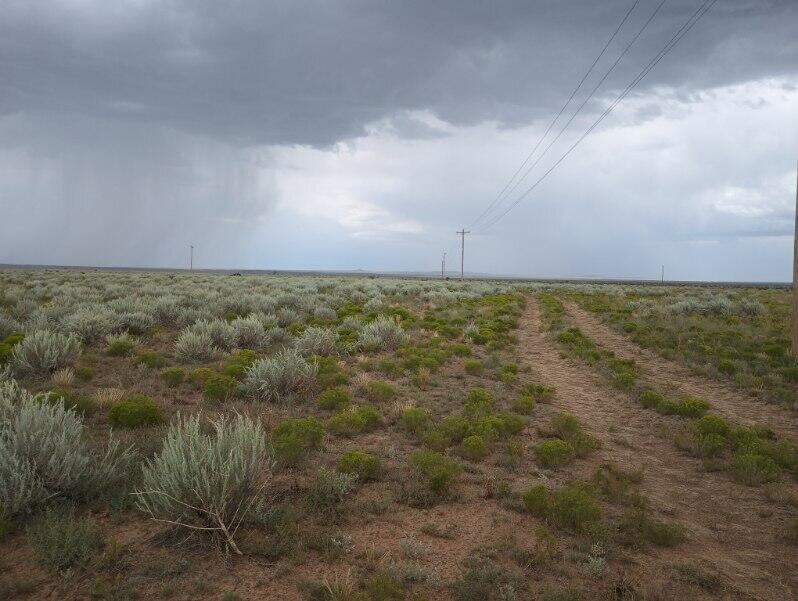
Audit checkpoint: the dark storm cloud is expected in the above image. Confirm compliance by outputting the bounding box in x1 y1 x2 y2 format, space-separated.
1 0 795 147
1 0 796 280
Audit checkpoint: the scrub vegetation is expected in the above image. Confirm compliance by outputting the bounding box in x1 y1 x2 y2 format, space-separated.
0 269 795 600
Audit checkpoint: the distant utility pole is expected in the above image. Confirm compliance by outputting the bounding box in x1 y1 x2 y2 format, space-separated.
661 265 664 283
456 229 470 281
792 162 798 356
190 245 194 271
441 251 447 279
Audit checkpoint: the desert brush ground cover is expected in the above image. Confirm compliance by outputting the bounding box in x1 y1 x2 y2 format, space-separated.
0 270 796 600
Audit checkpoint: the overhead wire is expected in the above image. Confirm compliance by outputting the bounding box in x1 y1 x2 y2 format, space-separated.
467 0 641 230
478 0 718 232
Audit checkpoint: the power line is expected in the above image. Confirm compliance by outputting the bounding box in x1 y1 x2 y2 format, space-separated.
468 0 641 230
472 0 667 231
479 0 718 232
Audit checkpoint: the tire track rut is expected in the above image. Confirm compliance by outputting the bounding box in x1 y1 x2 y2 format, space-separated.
518 296 796 600
562 300 798 442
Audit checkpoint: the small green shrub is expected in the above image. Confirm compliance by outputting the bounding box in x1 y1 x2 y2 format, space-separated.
0 342 13 365
132 352 167 369
366 381 396 403
697 433 727 458
365 572 405 601
549 482 601 533
464 387 494 417
400 406 429 435
523 482 601 533
74 366 94 382
694 414 730 438
222 349 259 379
106 334 135 357
513 394 536 415
38 388 97 415
756 439 798 472
422 426 450 452
639 389 664 409
4 333 25 346
273 417 325 467
607 357 636 388
535 439 576 469
107 395 164 428
202 374 238 402
545 412 598 457
160 367 185 387
658 397 709 418
376 358 401 376
460 435 488 461
496 363 518 383
27 508 101 572
463 360 483 375
337 450 379 482
189 367 214 386
733 454 780 486
550 412 581 439
439 414 470 443
520 383 555 403
318 387 350 411
409 450 460 500
447 343 471 357
327 405 381 437
618 507 685 549
522 485 552 516
313 355 349 389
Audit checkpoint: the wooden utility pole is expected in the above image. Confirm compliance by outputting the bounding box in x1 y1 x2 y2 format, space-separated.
661 265 664 283
441 251 447 279
190 245 194 271
792 162 798 355
457 229 470 281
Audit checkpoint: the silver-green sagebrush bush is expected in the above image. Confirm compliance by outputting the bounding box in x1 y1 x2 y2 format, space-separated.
62 306 118 344
134 413 269 554
243 349 318 403
11 330 82 377
190 318 236 350
230 315 266 349
0 379 134 516
358 316 407 352
295 326 338 356
174 330 219 363
0 314 21 339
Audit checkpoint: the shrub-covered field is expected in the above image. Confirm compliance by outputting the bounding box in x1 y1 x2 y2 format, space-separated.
0 270 795 600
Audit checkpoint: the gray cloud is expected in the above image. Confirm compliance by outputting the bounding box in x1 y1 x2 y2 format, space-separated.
1 1 795 146
0 1 796 280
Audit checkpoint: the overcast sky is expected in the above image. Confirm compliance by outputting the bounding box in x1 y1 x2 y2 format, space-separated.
1 0 797 281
